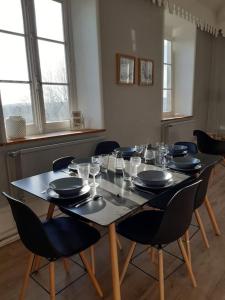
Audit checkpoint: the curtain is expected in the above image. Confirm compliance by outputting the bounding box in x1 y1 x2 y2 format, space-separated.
150 0 218 36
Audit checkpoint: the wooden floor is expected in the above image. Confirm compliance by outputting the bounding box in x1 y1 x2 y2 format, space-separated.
1 164 225 300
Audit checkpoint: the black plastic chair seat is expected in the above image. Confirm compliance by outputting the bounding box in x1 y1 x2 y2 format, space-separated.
117 210 164 245
44 217 100 258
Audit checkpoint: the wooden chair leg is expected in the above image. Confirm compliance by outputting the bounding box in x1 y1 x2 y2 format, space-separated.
204 196 221 236
89 246 95 275
32 256 41 272
158 249 165 300
184 230 192 263
80 251 103 298
195 209 210 249
49 262 56 300
19 253 35 300
63 258 70 273
117 236 122 250
120 242 136 285
178 239 197 288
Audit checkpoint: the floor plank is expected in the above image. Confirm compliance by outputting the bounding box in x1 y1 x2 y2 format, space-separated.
0 163 225 299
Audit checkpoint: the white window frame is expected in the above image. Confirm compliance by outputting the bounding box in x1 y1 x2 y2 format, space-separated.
0 0 76 136
162 39 174 118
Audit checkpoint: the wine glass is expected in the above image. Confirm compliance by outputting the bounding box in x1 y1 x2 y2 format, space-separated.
90 163 100 187
77 163 90 185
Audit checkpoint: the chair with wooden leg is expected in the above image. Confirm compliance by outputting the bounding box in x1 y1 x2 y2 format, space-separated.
184 163 221 263
117 180 201 300
33 156 75 274
3 192 103 300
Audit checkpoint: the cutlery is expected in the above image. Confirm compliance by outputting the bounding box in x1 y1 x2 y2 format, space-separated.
75 195 103 208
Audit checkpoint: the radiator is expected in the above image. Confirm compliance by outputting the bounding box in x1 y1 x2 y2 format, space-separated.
161 119 196 144
7 136 104 181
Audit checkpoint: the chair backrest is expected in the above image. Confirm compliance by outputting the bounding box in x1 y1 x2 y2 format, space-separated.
175 141 198 155
194 163 214 209
95 141 120 155
2 193 58 259
151 180 201 245
193 130 225 155
52 156 75 172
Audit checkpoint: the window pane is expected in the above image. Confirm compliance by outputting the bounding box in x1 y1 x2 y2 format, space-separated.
0 83 34 124
43 84 69 122
163 64 172 89
164 40 171 64
34 0 64 41
38 40 67 83
0 33 29 81
0 0 24 33
163 90 172 113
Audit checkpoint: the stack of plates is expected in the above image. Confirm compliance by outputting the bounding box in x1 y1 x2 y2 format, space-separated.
47 177 90 203
114 147 136 158
168 156 201 172
170 145 188 157
133 170 173 191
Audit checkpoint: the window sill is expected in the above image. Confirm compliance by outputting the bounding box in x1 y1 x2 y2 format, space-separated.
1 129 106 146
161 115 193 122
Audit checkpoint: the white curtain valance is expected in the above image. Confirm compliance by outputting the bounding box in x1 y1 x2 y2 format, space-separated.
151 0 219 36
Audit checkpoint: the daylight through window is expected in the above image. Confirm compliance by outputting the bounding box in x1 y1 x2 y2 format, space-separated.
0 0 73 135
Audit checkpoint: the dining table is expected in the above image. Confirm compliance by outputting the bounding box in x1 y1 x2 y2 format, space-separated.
10 152 222 300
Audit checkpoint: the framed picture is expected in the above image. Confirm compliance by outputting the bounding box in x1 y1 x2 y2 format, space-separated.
116 53 135 85
71 111 85 130
138 58 154 86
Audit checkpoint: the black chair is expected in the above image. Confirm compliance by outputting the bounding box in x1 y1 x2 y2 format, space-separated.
175 141 198 155
95 141 120 156
52 156 75 172
193 130 225 155
2 193 103 300
184 164 221 262
116 181 201 300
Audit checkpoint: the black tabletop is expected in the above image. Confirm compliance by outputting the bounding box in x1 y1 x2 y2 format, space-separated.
11 153 221 227
11 163 190 226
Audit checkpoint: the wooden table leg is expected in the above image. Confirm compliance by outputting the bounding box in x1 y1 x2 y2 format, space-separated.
46 203 56 220
158 249 165 300
109 223 121 300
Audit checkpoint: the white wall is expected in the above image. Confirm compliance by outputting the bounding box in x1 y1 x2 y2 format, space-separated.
99 0 163 146
70 0 104 129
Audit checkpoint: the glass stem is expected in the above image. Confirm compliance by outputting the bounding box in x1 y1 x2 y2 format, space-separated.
93 175 96 186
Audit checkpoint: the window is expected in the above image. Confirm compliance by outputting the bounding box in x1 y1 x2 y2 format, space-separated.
163 39 173 115
0 0 74 135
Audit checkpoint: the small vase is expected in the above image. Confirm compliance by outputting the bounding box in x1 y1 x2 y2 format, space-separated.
5 116 26 140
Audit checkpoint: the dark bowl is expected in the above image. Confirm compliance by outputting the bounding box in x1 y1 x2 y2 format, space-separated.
114 147 136 157
49 177 83 196
137 170 172 187
172 156 200 169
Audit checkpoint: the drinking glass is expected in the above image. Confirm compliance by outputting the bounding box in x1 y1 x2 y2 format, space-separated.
91 155 103 165
89 163 100 187
134 145 145 157
77 163 90 185
130 156 141 177
144 148 155 164
100 154 109 172
122 160 131 181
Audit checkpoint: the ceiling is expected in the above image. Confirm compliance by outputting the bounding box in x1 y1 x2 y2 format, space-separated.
197 0 225 14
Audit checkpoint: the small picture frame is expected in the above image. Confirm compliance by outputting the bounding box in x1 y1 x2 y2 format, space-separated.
116 53 135 85
71 111 85 130
138 58 154 86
